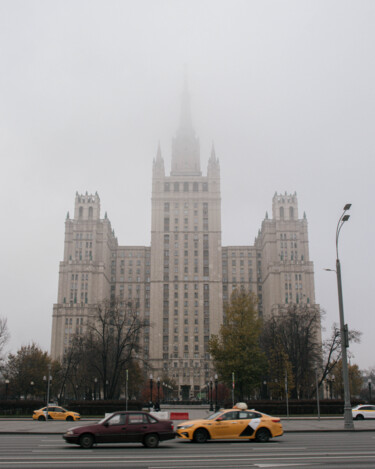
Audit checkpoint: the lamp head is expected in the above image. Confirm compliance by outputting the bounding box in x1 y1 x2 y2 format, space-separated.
343 203 352 211
342 214 350 222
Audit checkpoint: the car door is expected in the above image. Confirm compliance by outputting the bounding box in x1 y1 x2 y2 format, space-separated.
362 406 375 418
237 411 262 439
96 413 127 443
47 406 57 420
212 411 239 438
124 413 150 442
52 407 65 420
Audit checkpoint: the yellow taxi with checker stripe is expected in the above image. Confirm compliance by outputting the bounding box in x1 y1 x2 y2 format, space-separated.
176 403 283 443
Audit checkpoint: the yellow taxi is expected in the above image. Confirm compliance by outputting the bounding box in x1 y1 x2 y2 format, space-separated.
33 406 80 421
176 403 283 443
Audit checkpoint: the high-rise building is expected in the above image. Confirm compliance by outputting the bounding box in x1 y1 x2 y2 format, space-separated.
51 84 317 399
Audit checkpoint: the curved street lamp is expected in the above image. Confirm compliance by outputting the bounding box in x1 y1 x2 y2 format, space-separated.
331 203 354 430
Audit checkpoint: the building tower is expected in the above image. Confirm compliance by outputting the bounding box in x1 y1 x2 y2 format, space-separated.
51 192 117 358
149 82 223 399
256 192 316 318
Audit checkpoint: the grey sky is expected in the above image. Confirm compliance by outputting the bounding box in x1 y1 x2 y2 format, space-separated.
0 0 373 369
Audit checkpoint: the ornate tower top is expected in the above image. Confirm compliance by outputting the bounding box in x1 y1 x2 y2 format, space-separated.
272 191 299 221
74 192 101 220
171 78 201 176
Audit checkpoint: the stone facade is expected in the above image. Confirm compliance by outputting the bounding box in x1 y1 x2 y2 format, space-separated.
51 86 317 399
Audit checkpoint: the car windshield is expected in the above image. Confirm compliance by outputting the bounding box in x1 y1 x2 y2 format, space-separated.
97 413 114 424
207 411 223 420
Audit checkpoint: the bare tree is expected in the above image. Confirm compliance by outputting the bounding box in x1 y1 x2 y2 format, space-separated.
319 323 361 388
262 304 322 399
82 297 148 399
0 317 10 359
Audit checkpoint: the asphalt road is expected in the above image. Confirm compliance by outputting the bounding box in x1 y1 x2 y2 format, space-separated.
0 432 375 468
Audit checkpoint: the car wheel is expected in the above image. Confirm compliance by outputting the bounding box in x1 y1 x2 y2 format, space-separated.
79 434 94 449
143 433 159 448
355 414 365 420
193 428 209 443
255 428 271 443
38 415 46 421
66 416 74 421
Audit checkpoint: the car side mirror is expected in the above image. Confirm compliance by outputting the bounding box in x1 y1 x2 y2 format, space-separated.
216 417 223 421
104 422 109 427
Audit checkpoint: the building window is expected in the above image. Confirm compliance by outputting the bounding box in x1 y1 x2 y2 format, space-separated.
174 182 179 192
183 182 189 192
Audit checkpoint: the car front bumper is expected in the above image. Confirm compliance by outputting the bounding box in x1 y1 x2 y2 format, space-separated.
63 434 80 445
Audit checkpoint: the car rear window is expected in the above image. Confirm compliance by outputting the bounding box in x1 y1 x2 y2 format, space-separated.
128 414 148 424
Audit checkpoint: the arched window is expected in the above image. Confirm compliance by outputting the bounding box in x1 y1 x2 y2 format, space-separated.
280 207 284 219
88 206 93 219
289 206 294 219
79 206 83 218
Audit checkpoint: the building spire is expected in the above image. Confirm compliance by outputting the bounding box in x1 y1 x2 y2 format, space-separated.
179 70 193 133
171 72 201 176
153 141 165 176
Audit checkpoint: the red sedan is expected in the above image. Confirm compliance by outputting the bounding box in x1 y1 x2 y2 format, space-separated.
63 411 175 448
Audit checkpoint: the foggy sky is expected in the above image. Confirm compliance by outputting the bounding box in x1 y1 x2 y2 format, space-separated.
0 0 374 370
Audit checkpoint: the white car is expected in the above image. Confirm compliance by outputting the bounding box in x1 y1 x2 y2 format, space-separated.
352 405 375 420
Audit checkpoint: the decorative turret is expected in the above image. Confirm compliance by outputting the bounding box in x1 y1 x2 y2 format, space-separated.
152 142 165 177
207 143 220 177
272 192 299 221
73 192 101 220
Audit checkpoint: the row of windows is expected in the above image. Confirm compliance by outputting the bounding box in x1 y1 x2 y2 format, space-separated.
223 259 252 267
285 273 303 281
70 273 89 281
222 250 254 258
75 232 93 240
114 251 150 259
164 182 208 192
285 283 303 290
280 233 298 240
164 202 208 211
280 252 304 261
280 241 297 248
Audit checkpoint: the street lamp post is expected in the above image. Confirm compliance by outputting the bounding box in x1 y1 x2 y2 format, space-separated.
157 377 160 408
209 379 213 411
334 203 354 430
214 374 219 411
368 379 372 403
149 374 153 406
5 379 9 400
125 370 129 411
94 378 97 401
45 364 52 421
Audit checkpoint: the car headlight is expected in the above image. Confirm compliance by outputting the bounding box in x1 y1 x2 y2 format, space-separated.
65 431 75 435
178 424 194 430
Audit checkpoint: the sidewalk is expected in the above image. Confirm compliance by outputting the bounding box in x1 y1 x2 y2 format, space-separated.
0 416 374 434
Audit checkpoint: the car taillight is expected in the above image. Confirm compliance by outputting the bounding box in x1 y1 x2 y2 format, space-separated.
171 424 174 430
272 419 280 423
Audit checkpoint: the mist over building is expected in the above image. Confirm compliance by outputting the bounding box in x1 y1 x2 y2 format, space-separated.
51 84 317 399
